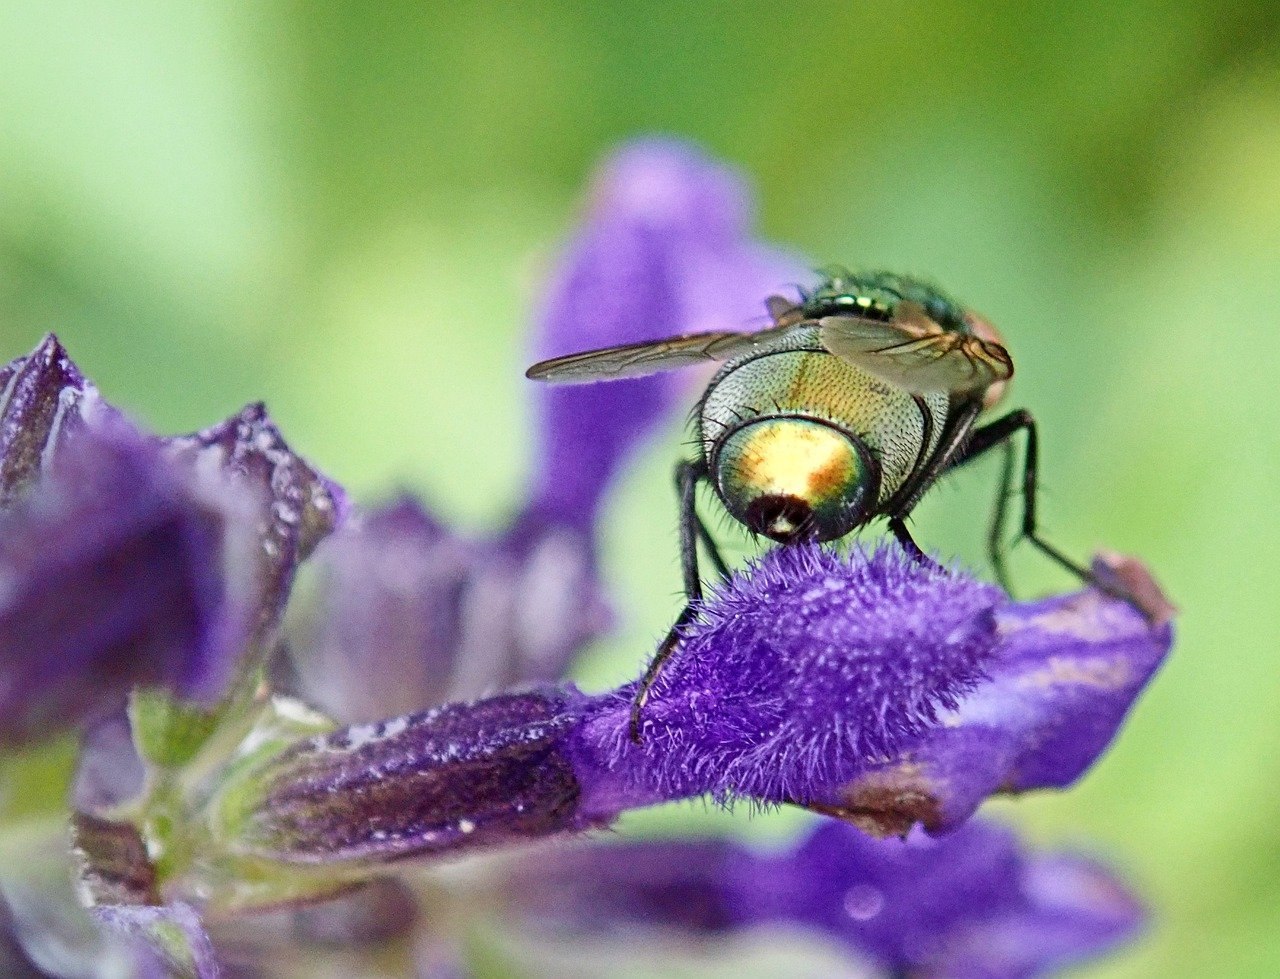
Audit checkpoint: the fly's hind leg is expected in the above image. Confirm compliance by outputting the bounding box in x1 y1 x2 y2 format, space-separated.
629 458 724 744
985 437 1016 592
948 408 1120 599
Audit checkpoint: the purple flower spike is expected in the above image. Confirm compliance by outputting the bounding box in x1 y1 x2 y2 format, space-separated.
529 139 810 530
165 403 349 647
242 547 1171 864
0 422 252 744
240 550 1172 865
0 333 107 509
513 819 1144 978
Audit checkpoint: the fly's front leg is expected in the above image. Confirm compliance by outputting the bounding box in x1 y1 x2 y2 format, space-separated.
630 458 716 744
887 516 926 562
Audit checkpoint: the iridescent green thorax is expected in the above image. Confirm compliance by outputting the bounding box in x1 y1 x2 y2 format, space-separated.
799 269 968 332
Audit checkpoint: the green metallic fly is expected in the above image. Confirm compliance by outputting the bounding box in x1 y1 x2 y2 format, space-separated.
527 270 1106 742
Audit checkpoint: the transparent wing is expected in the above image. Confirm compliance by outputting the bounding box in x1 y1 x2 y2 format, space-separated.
818 304 1013 395
525 328 784 384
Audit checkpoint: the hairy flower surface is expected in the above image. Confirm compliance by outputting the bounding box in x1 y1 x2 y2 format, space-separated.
238 546 1172 864
603 546 1001 803
511 819 1144 978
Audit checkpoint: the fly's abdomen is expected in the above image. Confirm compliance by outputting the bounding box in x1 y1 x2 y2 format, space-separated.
701 350 944 510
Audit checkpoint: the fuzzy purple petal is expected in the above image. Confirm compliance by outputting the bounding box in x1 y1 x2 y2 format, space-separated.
574 545 1001 808
0 423 248 744
290 496 610 723
529 139 811 530
821 583 1174 836
239 549 1171 863
512 819 1143 978
165 403 349 651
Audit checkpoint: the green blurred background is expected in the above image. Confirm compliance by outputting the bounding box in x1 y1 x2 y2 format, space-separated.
2 1 1278 975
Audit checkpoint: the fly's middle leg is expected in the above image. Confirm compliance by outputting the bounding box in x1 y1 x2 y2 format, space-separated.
629 458 724 744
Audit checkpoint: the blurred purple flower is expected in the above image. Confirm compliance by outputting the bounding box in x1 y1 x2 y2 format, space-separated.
0 419 251 745
291 496 610 724
528 138 811 531
236 546 1172 864
0 332 351 748
511 818 1144 979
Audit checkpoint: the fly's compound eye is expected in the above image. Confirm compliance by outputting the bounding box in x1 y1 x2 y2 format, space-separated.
713 417 880 543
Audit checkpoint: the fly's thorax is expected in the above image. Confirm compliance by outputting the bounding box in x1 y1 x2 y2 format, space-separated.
712 416 878 541
699 348 950 519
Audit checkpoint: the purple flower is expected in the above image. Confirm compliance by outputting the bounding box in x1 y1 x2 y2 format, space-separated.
234 546 1172 864
510 818 1144 978
528 138 810 531
164 401 350 653
0 337 349 747
290 496 610 724
0 420 249 745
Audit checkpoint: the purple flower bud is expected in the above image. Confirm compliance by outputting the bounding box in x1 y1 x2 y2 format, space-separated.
93 903 219 979
820 566 1174 836
291 497 611 723
165 402 349 650
528 139 811 531
238 547 1172 863
0 421 253 744
0 333 106 509
512 819 1144 978
235 692 597 864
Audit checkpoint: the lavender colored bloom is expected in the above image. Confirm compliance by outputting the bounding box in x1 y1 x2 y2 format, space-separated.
0 334 352 747
0 421 249 745
512 819 1144 978
291 496 611 723
235 546 1172 864
165 401 350 651
528 139 810 531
